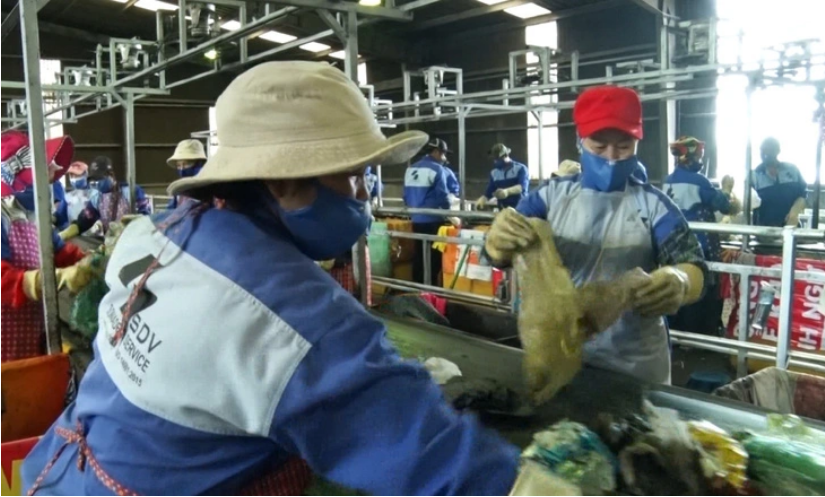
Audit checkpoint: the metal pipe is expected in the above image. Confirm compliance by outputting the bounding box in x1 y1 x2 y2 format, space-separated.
671 338 825 374
813 84 824 229
384 230 485 246
178 0 188 56
536 110 545 180
124 93 137 212
688 221 824 240
372 276 508 310
458 108 467 209
736 270 750 377
344 10 358 82
376 164 384 208
743 79 755 234
422 239 432 286
375 206 495 220
19 0 61 354
776 227 796 369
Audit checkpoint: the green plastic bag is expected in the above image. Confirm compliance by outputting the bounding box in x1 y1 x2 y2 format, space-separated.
69 277 109 340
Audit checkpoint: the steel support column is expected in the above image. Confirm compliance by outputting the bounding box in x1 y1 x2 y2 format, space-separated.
458 108 467 209
124 92 137 211
344 10 359 82
812 84 824 229
20 0 61 354
776 227 797 369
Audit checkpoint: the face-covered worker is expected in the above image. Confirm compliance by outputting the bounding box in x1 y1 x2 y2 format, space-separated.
1 131 91 362
60 155 152 240
664 136 737 262
485 85 706 384
403 137 455 284
21 62 522 497
477 143 529 209
751 137 808 226
63 161 91 226
166 139 208 210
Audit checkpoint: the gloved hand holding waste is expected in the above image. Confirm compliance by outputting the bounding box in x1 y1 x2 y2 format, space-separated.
491 209 652 404
22 256 96 299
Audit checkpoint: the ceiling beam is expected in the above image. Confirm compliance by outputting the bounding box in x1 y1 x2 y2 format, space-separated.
406 0 532 32
266 0 412 21
38 20 110 44
443 0 625 42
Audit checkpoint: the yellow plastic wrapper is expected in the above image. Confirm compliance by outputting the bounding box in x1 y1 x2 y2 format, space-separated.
687 420 748 491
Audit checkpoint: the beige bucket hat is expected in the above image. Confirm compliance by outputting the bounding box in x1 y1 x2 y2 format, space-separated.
167 139 207 167
169 61 428 196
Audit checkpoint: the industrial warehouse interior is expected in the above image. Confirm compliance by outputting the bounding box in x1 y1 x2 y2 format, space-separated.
1 0 824 494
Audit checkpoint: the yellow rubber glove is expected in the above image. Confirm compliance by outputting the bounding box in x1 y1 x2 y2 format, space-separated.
59 223 80 242
493 188 509 200
317 260 335 271
484 207 538 266
22 270 42 301
634 264 704 317
475 196 488 209
785 197 807 227
55 263 95 294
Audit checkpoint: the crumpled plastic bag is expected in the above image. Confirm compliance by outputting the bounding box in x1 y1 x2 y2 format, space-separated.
514 219 583 405
519 420 617 495
577 269 650 337
687 420 748 492
514 219 649 404
617 403 705 495
423 357 462 385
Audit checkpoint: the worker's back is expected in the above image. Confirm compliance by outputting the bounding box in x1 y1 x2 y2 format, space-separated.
403 155 450 223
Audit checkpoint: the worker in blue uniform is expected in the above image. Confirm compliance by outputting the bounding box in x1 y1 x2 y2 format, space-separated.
365 165 381 202
751 137 808 227
485 86 707 384
403 137 453 284
22 62 525 496
476 143 529 210
51 180 69 230
664 136 739 336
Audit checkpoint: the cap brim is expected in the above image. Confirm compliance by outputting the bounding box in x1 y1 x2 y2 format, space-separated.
577 118 643 140
169 130 428 196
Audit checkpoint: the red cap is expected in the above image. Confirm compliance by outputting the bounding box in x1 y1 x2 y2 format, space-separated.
573 86 643 140
1 131 74 196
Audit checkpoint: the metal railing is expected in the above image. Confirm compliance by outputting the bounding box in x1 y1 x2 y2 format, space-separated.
368 207 825 376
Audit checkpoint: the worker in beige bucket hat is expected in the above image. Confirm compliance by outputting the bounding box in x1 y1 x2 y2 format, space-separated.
166 138 207 209
23 61 528 496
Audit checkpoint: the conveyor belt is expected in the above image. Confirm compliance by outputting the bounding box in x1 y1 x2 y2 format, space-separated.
379 313 825 447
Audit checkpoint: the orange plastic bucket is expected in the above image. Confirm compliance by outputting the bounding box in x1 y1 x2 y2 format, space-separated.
1 354 70 443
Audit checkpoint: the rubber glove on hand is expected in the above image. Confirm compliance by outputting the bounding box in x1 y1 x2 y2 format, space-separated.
56 263 95 293
634 266 690 317
317 260 335 271
475 196 488 209
493 188 509 200
448 216 461 228
484 207 538 265
59 223 80 242
22 270 42 301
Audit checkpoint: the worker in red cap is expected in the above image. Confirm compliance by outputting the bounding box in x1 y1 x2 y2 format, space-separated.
1 131 94 362
484 86 707 384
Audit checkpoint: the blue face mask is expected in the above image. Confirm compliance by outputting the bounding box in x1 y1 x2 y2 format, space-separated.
94 177 114 194
580 148 640 192
178 165 203 178
271 182 371 261
13 186 36 212
70 175 88 189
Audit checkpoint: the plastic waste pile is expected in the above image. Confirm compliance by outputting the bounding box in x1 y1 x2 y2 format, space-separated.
512 408 825 496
